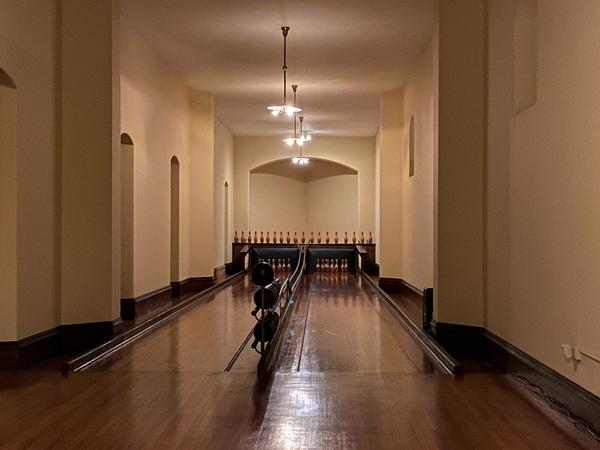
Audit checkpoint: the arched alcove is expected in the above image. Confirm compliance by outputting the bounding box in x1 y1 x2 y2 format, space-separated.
224 181 230 263
0 68 17 89
170 156 180 283
120 133 135 299
249 158 359 240
0 68 18 340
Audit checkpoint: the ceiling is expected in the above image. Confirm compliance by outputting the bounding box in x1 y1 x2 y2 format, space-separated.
122 0 435 137
251 158 357 182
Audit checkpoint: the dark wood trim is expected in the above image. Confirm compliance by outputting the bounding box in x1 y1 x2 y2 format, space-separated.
171 276 215 297
0 319 123 369
361 272 463 375
63 269 248 371
121 285 172 320
214 265 226 279
379 277 423 303
61 318 123 353
432 322 600 434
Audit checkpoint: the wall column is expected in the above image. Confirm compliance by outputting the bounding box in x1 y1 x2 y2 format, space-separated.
188 90 215 284
379 90 404 279
434 0 486 328
60 0 121 346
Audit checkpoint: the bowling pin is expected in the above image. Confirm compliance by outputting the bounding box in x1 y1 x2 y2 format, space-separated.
326 232 330 244
334 232 339 244
360 232 365 244
316 259 321 272
301 232 306 244
344 232 348 244
317 232 322 244
277 259 282 271
280 232 284 244
234 231 239 243
335 259 339 273
352 232 357 244
294 232 298 244
273 232 277 244
260 231 264 243
241 231 246 243
254 231 258 243
368 232 373 244
310 232 314 244
287 259 291 271
266 231 270 243
287 232 291 244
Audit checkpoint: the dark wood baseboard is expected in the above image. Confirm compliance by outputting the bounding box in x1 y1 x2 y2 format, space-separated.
121 286 172 320
171 276 215 297
379 277 423 303
214 265 226 279
432 321 600 434
0 318 123 369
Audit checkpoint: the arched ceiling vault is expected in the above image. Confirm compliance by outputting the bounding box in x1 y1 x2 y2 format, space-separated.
251 158 357 183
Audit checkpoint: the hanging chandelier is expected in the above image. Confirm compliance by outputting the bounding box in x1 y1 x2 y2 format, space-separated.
292 116 309 164
267 27 302 117
283 85 303 146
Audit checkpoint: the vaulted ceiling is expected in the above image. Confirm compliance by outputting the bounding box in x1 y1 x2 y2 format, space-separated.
122 0 435 137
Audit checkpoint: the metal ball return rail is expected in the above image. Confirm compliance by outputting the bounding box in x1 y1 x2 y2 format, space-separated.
225 246 307 373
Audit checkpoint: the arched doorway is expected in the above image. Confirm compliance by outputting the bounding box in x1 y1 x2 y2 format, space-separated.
170 156 180 283
120 133 134 299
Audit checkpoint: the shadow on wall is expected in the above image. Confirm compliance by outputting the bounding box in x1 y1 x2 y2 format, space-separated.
0 68 17 89
249 158 359 239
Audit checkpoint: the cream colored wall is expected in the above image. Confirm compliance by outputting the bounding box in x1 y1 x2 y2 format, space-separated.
401 43 434 290
375 132 381 264
0 1 60 338
189 90 215 278
214 118 234 268
487 0 600 396
307 175 358 240
234 137 376 239
250 174 308 238
379 90 404 279
120 17 191 295
0 84 18 341
61 0 121 324
435 0 485 327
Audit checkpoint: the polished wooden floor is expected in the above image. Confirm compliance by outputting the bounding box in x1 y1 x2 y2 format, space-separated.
0 274 597 449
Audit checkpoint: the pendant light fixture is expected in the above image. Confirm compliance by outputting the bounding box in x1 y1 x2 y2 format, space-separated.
283 85 301 146
292 116 309 165
267 27 302 117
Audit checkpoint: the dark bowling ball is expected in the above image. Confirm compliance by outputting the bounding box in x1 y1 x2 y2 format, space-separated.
252 262 274 286
254 280 283 309
253 312 280 343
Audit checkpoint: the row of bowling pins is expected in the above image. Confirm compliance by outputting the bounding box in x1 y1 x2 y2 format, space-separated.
316 259 349 273
235 231 374 245
258 258 291 272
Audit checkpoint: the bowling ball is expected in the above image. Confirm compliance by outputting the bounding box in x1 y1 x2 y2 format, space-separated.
252 262 274 286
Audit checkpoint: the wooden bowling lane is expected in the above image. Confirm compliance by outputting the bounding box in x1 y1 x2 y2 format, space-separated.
84 273 267 372
275 273 435 374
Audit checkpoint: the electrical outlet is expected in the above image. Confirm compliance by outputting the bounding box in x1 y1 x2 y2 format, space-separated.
561 344 573 359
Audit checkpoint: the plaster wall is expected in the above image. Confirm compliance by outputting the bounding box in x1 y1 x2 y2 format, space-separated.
0 1 60 338
307 175 359 241
234 137 375 240
120 18 191 295
214 118 234 268
250 174 308 239
400 43 435 290
487 0 600 396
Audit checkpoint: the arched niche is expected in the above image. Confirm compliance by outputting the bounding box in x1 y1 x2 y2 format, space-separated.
120 133 135 299
249 158 359 241
0 67 18 340
170 156 180 283
0 68 16 89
